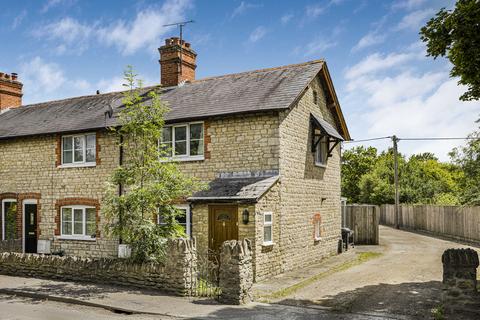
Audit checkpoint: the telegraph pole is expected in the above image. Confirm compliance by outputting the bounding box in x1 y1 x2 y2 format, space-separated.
392 135 400 229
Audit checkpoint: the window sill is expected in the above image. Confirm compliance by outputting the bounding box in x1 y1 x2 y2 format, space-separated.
262 242 274 247
314 162 327 168
56 236 96 242
314 237 322 242
58 162 96 169
162 155 205 162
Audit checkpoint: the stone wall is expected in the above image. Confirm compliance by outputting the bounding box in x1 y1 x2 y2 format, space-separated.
276 74 342 274
442 248 479 315
218 239 253 304
0 238 196 295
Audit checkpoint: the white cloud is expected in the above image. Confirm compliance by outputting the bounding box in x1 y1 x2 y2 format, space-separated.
303 38 337 57
352 31 386 52
12 10 27 30
41 0 76 13
98 0 192 55
342 46 480 161
231 1 261 19
281 13 294 25
305 4 325 18
34 0 192 56
248 26 267 43
395 8 435 30
392 0 428 10
345 51 422 80
20 57 66 95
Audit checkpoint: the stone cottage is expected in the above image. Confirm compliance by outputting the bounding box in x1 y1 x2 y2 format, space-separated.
0 37 350 282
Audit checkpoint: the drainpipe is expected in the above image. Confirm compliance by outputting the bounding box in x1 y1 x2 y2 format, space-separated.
118 135 124 244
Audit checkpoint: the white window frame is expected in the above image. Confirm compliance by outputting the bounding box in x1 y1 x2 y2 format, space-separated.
158 204 191 238
60 133 96 168
1 199 16 241
315 136 328 167
160 122 204 161
263 212 273 245
58 205 96 241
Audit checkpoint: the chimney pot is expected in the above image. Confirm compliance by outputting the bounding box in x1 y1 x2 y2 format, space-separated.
0 71 23 110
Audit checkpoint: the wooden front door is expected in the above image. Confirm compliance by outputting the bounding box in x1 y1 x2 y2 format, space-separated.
209 205 238 251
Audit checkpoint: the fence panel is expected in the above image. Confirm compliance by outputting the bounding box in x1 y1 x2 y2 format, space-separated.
380 204 480 244
345 205 379 245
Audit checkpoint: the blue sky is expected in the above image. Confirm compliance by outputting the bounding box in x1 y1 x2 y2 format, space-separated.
1 0 479 160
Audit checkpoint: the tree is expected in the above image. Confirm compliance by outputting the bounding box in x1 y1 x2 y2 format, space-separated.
103 66 203 263
341 146 378 203
420 0 480 101
450 128 480 205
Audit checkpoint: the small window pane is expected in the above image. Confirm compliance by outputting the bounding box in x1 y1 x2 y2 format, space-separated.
189 139 204 156
86 149 95 162
162 127 172 142
73 209 83 235
61 208 72 235
4 202 17 240
74 136 83 150
63 150 73 164
190 124 203 140
74 150 83 162
175 141 187 155
264 213 272 223
264 226 272 242
160 142 173 157
86 208 96 237
63 137 73 150
86 134 95 149
176 209 187 225
174 126 187 141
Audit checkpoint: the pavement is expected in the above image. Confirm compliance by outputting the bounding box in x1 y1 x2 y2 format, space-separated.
0 226 478 319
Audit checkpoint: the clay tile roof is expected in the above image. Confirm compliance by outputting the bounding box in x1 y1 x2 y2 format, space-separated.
0 60 338 139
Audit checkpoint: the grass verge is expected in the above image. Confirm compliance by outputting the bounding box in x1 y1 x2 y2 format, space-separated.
260 251 383 301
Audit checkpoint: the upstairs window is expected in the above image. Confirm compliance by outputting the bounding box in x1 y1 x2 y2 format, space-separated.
62 133 96 166
313 90 319 105
60 206 96 239
161 122 204 160
315 136 328 167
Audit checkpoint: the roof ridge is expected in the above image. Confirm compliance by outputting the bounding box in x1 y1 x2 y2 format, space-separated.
193 59 325 83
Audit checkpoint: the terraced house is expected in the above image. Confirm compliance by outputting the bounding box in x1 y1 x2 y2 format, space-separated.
0 37 350 281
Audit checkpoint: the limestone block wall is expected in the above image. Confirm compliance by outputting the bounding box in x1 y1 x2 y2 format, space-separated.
0 131 119 257
176 112 280 181
253 181 282 281
0 238 197 295
277 75 342 273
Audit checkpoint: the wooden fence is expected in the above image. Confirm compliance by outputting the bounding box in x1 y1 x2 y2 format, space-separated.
380 204 480 243
344 205 380 245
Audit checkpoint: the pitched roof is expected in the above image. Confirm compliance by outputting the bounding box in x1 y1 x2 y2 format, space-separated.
188 175 279 202
0 60 350 140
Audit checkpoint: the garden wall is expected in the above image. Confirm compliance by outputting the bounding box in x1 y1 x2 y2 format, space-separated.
0 238 196 295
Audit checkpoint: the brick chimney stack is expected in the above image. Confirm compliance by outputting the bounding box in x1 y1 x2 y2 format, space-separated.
0 72 23 111
158 37 197 87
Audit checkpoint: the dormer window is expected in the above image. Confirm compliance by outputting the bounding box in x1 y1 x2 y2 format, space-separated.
313 90 318 105
161 122 204 161
61 133 96 167
310 114 344 168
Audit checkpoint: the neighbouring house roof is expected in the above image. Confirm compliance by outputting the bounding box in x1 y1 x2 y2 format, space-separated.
188 175 279 203
0 60 350 140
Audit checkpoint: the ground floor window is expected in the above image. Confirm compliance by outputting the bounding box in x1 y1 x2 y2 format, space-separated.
60 206 96 239
158 204 191 238
263 212 273 245
1 200 17 240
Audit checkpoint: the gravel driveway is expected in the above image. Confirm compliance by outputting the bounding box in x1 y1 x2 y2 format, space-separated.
277 226 480 319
